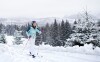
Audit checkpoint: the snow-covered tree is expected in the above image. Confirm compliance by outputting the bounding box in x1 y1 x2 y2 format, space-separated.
0 27 6 44
60 20 66 41
13 29 23 45
51 19 60 46
43 23 52 45
66 11 99 48
65 20 72 39
0 23 4 33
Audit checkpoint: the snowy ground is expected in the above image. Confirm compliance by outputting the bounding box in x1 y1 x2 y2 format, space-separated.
0 36 100 62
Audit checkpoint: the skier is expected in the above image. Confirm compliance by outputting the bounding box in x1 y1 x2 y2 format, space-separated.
26 21 42 58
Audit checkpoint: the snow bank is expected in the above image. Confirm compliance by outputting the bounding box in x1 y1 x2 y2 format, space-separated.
0 36 100 62
0 43 100 62
66 44 100 55
3 35 100 56
0 44 9 54
37 44 100 56
5 35 100 56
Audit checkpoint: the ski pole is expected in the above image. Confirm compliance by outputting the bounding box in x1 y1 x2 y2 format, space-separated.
37 34 43 57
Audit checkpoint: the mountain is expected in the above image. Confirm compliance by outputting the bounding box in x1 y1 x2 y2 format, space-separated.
0 17 63 26
0 13 99 26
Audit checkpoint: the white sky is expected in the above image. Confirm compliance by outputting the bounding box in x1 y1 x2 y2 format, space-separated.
0 0 100 18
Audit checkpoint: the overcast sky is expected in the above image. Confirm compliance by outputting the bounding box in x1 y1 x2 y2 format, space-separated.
0 0 99 18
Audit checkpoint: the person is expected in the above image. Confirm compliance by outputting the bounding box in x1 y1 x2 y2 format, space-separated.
26 21 41 58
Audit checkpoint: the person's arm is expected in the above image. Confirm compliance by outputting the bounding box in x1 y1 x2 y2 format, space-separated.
36 28 42 34
26 29 31 38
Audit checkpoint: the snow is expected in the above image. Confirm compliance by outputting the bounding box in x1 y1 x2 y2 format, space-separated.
5 35 14 45
0 36 100 62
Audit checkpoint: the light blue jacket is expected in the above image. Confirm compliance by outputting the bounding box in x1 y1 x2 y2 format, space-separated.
26 27 41 39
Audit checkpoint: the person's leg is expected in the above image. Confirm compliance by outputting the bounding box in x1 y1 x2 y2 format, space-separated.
29 38 32 55
29 38 36 58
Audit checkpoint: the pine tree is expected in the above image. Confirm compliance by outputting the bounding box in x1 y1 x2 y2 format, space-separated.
97 20 100 27
13 27 23 45
51 19 59 46
65 20 72 39
74 20 77 24
0 23 3 33
60 20 66 41
58 23 61 41
60 20 72 46
45 23 52 45
42 27 46 43
66 11 98 47
6 25 16 35
0 27 6 44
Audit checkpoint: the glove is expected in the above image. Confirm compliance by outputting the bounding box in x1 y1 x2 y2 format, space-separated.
29 36 31 39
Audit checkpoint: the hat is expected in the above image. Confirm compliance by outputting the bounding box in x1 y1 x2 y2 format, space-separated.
32 21 36 23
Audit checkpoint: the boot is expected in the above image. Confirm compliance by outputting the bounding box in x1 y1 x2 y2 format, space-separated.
32 55 36 58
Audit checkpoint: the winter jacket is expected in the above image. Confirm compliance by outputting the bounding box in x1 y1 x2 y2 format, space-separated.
26 27 41 39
